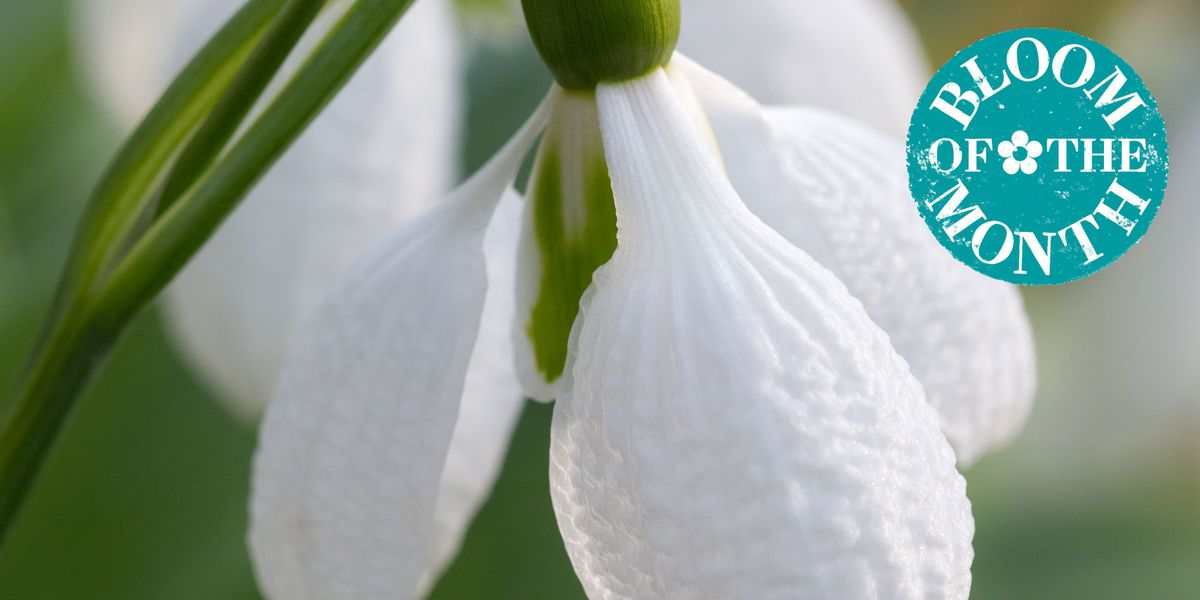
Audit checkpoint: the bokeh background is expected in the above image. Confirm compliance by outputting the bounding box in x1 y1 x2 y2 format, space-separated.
0 0 1197 597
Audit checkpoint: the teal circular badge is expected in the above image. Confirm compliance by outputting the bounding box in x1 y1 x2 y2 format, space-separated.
906 28 1169 285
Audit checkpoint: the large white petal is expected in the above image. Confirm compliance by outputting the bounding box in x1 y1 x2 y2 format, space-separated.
550 69 973 599
681 60 1036 466
82 0 526 591
677 0 928 136
249 97 549 600
418 189 527 594
157 0 462 421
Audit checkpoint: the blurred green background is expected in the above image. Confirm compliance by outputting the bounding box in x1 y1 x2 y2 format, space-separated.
0 0 1197 598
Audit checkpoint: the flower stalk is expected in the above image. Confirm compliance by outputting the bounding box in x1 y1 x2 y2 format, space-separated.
522 0 680 89
0 0 421 547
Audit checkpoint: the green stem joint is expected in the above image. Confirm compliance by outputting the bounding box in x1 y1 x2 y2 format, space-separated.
522 0 681 89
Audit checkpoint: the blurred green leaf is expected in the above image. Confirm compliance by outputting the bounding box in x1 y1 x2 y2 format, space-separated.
0 311 260 600
969 462 1200 599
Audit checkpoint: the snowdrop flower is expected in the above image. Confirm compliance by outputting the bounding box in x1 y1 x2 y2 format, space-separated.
512 62 1036 466
73 6 968 586
678 0 929 136
77 0 515 588
76 0 930 425
247 1 1012 597
997 130 1044 175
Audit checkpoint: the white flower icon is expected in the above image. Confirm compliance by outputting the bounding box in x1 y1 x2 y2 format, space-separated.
998 130 1043 175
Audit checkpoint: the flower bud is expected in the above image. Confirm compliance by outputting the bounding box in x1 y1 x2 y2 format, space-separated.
522 0 680 89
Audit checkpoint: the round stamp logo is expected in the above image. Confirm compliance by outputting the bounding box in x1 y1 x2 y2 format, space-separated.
906 28 1169 285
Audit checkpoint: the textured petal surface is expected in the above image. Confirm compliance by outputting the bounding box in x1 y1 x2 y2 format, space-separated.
682 61 1037 466
550 70 973 600
249 99 549 600
677 0 928 136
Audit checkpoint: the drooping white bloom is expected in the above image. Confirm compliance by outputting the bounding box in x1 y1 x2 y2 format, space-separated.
676 59 1036 465
677 0 929 135
76 0 523 588
552 69 972 599
510 58 1037 466
249 95 553 599
249 51 979 597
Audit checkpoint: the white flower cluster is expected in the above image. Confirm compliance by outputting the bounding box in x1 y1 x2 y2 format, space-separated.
78 1 1036 598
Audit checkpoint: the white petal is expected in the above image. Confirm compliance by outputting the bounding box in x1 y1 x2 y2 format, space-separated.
997 140 1016 158
1025 140 1044 158
73 0 187 127
418 190 527 594
1011 130 1029 147
83 1 522 590
677 0 928 136
249 97 550 600
1003 158 1020 175
134 0 461 420
680 60 1037 466
551 69 973 599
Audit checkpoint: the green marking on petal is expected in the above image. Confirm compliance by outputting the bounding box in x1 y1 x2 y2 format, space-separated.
526 91 618 384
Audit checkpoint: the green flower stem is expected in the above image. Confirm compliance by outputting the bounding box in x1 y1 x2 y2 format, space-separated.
0 310 118 551
0 0 418 547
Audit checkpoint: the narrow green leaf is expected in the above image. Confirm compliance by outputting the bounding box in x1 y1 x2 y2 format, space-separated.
0 0 289 546
52 0 287 319
153 0 327 219
95 0 419 329
0 0 421 548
